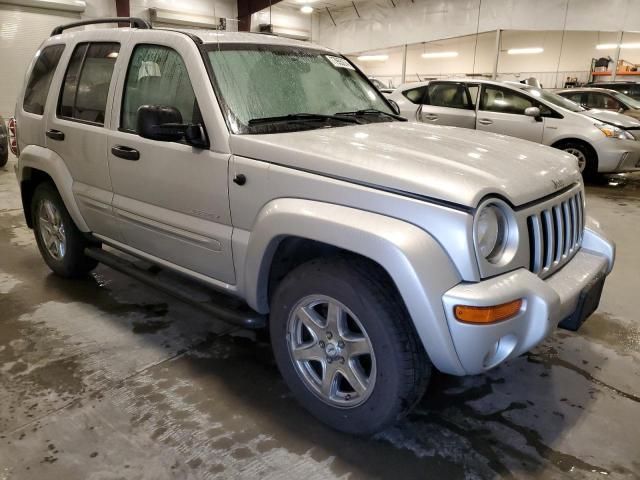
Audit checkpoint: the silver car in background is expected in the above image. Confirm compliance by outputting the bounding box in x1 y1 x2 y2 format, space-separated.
556 87 640 121
389 79 640 176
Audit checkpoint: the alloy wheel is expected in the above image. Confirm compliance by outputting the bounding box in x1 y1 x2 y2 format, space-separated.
564 147 587 173
286 294 376 408
38 199 66 260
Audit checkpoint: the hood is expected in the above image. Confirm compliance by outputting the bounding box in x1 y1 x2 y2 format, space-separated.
580 109 640 128
229 122 581 208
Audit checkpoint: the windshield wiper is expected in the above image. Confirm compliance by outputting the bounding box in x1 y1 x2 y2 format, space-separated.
248 113 360 126
335 109 406 121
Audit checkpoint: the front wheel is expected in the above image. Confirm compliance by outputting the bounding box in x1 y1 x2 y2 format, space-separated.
270 256 431 435
31 182 98 278
559 141 597 178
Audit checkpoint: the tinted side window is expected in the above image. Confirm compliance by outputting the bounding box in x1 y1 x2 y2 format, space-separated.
426 83 470 109
587 93 620 110
23 45 65 115
121 45 199 132
402 86 427 104
480 86 534 114
58 42 120 125
563 92 584 105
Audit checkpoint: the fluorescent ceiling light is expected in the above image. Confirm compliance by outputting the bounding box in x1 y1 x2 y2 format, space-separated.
300 5 313 13
357 55 388 62
596 43 640 49
507 47 544 55
422 51 458 59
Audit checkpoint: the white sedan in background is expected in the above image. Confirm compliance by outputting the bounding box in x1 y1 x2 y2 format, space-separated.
388 79 640 176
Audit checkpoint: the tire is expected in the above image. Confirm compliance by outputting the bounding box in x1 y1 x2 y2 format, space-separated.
557 141 597 179
270 255 431 435
31 182 98 278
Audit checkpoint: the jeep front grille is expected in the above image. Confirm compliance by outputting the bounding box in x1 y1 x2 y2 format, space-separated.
526 190 584 277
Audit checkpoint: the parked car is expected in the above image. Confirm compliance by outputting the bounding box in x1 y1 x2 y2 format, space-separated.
0 115 8 167
369 77 394 94
14 18 614 435
388 79 640 176
556 87 640 121
586 81 640 101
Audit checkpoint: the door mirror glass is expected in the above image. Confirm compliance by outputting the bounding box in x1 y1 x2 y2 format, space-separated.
136 105 208 147
524 106 541 119
387 99 401 115
137 105 186 142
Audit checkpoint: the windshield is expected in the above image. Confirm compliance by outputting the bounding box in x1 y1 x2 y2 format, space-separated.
205 44 395 134
610 90 640 109
522 86 585 112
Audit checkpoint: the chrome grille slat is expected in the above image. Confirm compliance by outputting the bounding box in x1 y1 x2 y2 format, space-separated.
526 189 584 278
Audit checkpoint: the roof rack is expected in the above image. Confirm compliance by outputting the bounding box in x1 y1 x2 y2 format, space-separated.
51 17 151 36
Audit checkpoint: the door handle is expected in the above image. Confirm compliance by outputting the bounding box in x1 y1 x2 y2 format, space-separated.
111 145 140 161
422 114 438 121
46 129 65 141
478 118 493 125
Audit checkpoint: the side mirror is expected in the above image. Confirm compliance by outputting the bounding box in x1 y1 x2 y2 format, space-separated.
136 105 208 148
618 107 626 113
387 99 401 116
524 106 542 121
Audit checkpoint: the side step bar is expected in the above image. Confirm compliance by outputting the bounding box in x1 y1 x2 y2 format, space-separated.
84 247 266 329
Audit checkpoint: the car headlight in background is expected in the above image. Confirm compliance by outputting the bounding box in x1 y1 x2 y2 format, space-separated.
595 123 635 140
474 199 519 266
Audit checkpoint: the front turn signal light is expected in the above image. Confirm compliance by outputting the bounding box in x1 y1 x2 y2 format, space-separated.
454 299 523 324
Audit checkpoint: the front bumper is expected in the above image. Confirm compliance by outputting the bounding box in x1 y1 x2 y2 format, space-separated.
594 137 640 172
441 226 615 375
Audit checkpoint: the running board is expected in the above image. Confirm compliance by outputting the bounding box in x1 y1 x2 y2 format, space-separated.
84 247 266 329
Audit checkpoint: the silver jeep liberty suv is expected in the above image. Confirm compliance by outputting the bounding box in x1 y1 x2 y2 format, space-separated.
12 18 615 435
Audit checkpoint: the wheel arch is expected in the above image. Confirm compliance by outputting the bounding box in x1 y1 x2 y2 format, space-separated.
17 145 89 231
238 198 466 375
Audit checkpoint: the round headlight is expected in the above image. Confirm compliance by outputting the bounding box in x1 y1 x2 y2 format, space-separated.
475 203 509 262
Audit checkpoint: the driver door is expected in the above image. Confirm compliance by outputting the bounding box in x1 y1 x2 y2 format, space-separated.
107 41 235 284
477 84 544 143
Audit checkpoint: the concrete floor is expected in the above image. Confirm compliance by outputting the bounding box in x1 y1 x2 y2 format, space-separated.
0 156 638 480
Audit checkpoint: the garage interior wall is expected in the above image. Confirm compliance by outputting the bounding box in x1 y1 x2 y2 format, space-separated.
0 0 237 119
347 29 640 89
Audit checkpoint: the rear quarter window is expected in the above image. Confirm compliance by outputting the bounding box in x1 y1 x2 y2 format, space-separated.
23 45 65 115
402 86 427 104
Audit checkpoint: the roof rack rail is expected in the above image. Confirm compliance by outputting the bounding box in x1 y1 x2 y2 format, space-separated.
51 17 151 36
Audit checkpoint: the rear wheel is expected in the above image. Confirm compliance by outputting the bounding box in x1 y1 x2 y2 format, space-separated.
31 182 98 278
270 256 431 435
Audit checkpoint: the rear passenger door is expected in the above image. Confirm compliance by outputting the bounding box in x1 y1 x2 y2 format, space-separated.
476 84 544 143
46 39 123 240
418 82 476 129
107 40 235 284
19 43 65 149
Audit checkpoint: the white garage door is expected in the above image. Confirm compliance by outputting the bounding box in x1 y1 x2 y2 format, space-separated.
0 4 79 119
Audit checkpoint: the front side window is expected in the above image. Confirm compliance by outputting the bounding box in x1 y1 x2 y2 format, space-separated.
205 44 395 134
587 93 621 110
23 45 65 115
562 92 584 106
58 42 120 125
480 85 535 115
121 45 199 132
426 83 470 109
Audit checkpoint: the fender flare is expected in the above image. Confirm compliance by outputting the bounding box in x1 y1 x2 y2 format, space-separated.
240 198 466 375
17 144 89 232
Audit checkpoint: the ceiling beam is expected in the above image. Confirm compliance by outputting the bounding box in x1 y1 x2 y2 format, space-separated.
237 0 282 31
